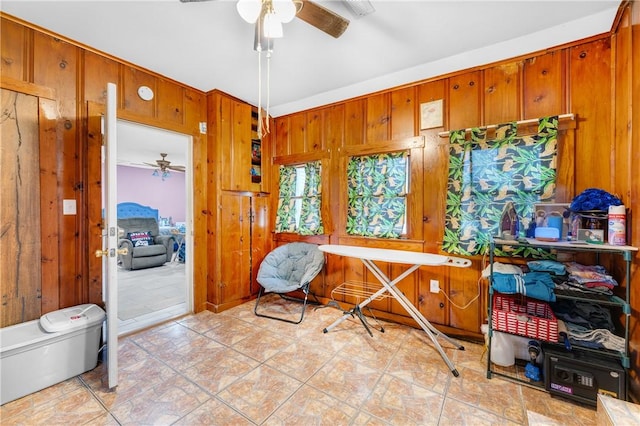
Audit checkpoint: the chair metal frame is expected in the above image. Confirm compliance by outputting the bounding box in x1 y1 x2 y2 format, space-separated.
253 242 324 324
254 283 320 324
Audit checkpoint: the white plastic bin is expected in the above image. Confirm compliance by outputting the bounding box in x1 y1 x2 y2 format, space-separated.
1 304 105 405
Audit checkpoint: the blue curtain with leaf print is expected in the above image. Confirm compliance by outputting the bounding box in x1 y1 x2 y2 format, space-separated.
298 161 324 235
443 116 559 256
346 152 408 238
274 165 297 233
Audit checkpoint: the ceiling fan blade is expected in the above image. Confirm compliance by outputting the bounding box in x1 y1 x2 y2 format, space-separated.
168 165 186 172
297 0 349 38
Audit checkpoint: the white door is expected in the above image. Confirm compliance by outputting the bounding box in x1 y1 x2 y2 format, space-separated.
102 82 119 389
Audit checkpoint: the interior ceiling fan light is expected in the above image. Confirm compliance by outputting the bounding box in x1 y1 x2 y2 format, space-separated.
237 0 262 23
263 12 284 38
272 0 296 23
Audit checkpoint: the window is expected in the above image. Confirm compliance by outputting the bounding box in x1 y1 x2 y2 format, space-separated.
274 161 324 235
443 116 559 256
346 151 409 238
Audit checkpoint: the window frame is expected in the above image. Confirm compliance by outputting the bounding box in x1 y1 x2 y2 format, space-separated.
339 136 424 241
272 154 329 236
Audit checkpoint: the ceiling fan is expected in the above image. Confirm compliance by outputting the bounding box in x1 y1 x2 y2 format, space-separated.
179 0 363 39
144 153 186 173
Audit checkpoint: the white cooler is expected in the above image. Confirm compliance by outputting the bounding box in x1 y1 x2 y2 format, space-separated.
0 304 105 405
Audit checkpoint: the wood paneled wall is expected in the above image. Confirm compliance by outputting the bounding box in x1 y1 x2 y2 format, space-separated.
270 3 640 395
2 1 639 399
0 14 208 326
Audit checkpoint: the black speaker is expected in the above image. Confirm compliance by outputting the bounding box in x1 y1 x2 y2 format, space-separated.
544 348 626 405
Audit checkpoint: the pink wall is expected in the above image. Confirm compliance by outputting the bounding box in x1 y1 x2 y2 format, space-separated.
117 165 186 223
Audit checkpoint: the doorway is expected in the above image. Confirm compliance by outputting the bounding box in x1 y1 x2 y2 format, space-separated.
115 120 193 335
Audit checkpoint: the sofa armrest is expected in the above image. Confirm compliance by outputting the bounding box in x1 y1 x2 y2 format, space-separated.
118 239 134 269
154 235 176 262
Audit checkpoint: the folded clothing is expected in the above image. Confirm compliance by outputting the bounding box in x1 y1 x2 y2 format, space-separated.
552 299 615 332
491 271 556 302
527 260 566 275
481 262 523 278
564 262 618 287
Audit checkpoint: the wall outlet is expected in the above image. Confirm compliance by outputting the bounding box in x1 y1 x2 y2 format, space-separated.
430 279 439 293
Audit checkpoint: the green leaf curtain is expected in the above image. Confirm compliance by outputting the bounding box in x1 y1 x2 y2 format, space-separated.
274 161 324 235
298 161 324 235
443 116 559 256
346 152 408 238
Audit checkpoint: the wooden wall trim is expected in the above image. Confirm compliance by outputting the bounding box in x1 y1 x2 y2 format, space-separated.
341 136 425 156
1 75 56 99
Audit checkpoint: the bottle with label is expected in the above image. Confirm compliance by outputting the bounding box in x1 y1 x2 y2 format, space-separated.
608 205 626 245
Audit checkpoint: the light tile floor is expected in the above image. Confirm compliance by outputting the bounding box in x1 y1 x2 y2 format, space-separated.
0 296 599 425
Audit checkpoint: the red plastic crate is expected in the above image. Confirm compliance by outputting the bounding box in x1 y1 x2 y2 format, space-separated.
492 294 558 342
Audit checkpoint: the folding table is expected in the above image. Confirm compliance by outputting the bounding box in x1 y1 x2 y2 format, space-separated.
318 244 471 377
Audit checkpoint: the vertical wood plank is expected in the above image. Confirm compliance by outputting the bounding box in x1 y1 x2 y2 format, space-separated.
83 51 119 105
523 51 565 119
569 39 612 197
85 102 104 307
390 86 416 140
344 98 365 146
306 110 323 152
1 89 42 326
33 32 81 308
232 100 252 190
324 105 344 244
365 92 390 142
157 78 185 125
0 18 28 81
289 112 306 155
274 116 290 157
218 95 233 191
483 62 522 124
40 98 61 314
448 71 481 130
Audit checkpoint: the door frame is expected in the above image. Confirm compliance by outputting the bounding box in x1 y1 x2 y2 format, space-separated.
86 104 195 326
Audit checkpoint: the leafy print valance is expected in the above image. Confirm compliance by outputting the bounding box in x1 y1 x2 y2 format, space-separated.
443 116 559 256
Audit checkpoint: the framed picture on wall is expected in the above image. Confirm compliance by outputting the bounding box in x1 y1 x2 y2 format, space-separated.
251 164 261 183
251 139 261 164
420 99 444 130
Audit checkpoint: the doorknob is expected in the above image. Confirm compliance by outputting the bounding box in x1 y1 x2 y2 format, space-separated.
95 249 109 257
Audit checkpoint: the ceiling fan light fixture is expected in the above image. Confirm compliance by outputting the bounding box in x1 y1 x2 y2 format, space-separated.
263 12 284 38
237 0 262 23
272 0 296 23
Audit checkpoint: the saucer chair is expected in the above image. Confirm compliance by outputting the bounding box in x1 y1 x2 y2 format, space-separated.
254 242 325 324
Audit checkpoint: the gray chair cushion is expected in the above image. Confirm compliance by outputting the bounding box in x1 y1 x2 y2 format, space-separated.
257 243 324 293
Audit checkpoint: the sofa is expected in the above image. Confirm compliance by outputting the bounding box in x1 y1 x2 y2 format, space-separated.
118 217 176 270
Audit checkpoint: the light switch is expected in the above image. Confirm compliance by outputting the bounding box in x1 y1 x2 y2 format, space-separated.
63 199 77 215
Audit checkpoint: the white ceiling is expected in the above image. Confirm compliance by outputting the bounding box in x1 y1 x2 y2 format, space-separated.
2 0 620 119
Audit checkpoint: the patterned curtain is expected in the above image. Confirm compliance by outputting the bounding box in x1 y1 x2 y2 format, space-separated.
298 161 324 235
274 165 297 233
346 152 408 238
443 116 559 256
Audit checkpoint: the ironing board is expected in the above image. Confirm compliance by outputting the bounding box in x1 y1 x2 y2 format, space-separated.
318 244 472 377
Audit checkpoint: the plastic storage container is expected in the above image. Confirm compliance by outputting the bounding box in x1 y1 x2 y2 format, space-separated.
1 304 105 405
